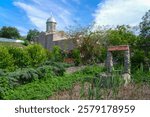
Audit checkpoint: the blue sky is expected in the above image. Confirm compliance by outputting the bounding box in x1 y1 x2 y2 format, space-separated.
0 0 150 35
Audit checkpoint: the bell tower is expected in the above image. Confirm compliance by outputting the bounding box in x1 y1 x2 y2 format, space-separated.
46 13 57 33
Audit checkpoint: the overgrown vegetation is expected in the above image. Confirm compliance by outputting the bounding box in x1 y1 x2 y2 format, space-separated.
0 9 150 100
3 65 102 99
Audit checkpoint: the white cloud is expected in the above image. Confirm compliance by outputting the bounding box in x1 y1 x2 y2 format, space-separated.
14 0 74 31
93 0 150 28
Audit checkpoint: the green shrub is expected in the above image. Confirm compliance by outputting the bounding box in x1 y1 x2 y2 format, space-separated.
131 49 145 69
45 49 52 60
26 44 47 67
51 46 64 62
36 65 54 78
0 46 14 71
7 66 54 88
0 77 9 99
132 68 150 84
22 39 29 46
71 48 81 66
8 47 29 68
0 69 5 76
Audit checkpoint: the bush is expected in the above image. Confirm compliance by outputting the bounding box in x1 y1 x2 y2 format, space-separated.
0 69 5 76
7 66 54 88
0 77 9 99
3 65 102 99
79 34 102 64
26 44 47 67
131 49 145 69
71 48 81 66
8 47 29 68
40 61 66 76
0 46 14 71
1 63 65 90
132 66 150 84
51 46 64 62
45 49 52 60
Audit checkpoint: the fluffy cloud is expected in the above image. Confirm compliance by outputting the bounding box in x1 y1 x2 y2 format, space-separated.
93 0 150 28
14 0 74 31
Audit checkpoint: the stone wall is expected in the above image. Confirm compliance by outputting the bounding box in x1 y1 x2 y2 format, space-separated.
35 32 74 51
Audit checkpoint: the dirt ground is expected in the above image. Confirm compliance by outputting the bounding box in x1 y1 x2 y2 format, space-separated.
48 82 150 100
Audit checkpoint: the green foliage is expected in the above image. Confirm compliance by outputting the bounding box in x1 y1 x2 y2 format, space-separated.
0 62 66 99
132 68 150 84
22 39 29 46
0 26 20 39
42 61 72 68
0 69 5 76
0 77 9 99
139 9 150 38
26 44 47 67
51 46 64 62
131 49 145 69
8 47 29 68
68 26 106 64
26 29 40 42
79 32 103 64
79 65 104 75
94 73 124 88
0 46 14 71
132 63 150 84
106 25 138 46
45 49 52 60
71 48 81 66
3 65 102 99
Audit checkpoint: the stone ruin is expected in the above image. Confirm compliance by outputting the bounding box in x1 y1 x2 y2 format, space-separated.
106 45 131 85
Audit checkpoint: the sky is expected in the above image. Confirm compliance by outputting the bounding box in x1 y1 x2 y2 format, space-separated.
0 0 150 35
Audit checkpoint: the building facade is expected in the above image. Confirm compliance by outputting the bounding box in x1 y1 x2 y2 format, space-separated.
35 15 74 51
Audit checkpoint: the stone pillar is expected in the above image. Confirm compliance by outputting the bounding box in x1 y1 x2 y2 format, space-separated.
124 50 130 74
106 51 113 73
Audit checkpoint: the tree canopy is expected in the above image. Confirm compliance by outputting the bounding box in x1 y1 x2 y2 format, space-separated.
106 25 138 47
140 9 150 39
0 26 20 39
26 29 40 41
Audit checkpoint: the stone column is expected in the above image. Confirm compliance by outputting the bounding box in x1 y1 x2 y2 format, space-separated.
124 50 130 74
106 51 113 73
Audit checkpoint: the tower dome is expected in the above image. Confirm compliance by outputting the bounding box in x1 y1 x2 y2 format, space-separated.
46 13 57 33
47 16 56 23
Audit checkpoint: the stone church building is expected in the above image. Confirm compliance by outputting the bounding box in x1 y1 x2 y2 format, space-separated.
35 15 74 51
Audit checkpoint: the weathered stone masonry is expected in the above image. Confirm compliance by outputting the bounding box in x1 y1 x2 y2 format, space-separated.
106 45 130 74
35 14 74 51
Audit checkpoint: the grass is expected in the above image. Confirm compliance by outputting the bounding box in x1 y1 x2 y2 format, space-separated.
0 42 25 48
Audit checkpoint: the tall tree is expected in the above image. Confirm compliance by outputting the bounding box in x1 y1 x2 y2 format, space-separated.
26 29 40 42
138 9 150 58
139 9 150 39
0 26 20 39
106 25 138 47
